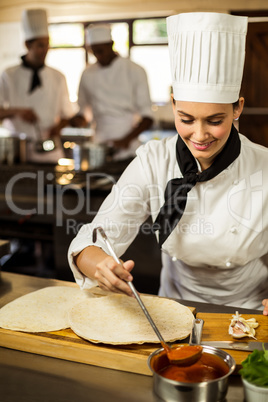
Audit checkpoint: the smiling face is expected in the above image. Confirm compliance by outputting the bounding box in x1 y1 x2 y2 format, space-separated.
172 98 244 171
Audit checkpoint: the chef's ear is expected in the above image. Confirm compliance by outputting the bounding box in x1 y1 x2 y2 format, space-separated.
24 41 31 51
233 97 244 120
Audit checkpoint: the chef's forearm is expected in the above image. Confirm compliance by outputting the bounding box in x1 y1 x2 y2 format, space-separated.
74 245 109 280
113 116 153 148
0 107 37 122
0 107 21 119
126 116 153 142
49 118 73 138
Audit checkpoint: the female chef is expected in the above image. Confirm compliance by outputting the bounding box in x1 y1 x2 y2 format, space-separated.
68 12 268 315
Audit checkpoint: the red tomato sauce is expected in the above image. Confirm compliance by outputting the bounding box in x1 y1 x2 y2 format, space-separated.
157 352 229 383
167 345 203 364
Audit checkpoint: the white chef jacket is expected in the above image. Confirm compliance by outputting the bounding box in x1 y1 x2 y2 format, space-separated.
0 64 75 163
68 133 268 310
77 56 153 158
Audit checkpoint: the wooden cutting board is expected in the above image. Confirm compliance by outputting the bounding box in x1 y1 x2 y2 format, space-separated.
0 302 195 377
196 312 268 372
0 307 266 376
0 327 157 375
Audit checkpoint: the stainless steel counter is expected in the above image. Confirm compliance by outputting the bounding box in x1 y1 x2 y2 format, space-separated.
0 239 9 259
0 272 257 402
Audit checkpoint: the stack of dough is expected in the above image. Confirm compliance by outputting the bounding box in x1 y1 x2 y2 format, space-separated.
68 294 194 344
0 286 93 332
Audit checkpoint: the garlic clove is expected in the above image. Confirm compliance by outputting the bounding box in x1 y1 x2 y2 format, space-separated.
229 311 258 339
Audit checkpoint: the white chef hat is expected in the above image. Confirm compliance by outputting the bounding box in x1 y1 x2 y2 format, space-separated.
22 9 49 41
167 12 248 103
85 24 112 46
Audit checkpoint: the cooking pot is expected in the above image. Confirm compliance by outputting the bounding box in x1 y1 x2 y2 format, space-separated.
0 130 28 164
148 318 236 402
72 142 107 171
148 344 235 402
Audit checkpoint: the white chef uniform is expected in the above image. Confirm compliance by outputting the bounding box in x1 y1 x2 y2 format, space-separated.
0 65 74 163
68 133 268 309
0 9 75 163
77 55 153 159
68 12 268 310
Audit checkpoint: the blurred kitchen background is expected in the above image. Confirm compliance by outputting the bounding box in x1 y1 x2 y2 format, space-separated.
0 0 267 294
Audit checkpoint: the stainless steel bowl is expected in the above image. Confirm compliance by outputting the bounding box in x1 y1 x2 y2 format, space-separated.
0 130 29 164
148 344 236 402
71 142 107 170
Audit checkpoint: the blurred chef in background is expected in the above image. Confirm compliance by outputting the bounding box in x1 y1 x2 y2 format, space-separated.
0 9 76 163
71 23 154 160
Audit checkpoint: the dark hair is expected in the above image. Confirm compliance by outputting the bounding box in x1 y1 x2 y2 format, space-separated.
172 97 241 109
233 99 240 109
25 39 37 45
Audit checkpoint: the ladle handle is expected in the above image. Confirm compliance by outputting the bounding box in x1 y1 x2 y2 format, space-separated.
189 318 204 345
92 227 167 346
125 281 166 345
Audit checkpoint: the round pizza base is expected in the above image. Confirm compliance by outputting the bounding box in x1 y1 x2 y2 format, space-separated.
0 286 93 332
69 293 194 345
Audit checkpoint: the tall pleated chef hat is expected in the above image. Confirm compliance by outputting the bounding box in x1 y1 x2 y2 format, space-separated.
22 9 49 41
167 12 248 103
85 24 112 46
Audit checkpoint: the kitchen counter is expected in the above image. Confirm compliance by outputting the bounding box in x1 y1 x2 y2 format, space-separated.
0 272 263 402
0 239 9 259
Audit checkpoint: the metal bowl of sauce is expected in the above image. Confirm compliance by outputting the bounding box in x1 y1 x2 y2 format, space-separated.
148 344 236 402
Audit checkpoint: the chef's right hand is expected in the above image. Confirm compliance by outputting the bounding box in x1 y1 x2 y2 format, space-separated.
95 256 135 297
69 114 88 128
17 108 38 123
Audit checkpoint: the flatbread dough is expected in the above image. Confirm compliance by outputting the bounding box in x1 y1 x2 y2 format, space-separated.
69 294 194 345
0 286 93 332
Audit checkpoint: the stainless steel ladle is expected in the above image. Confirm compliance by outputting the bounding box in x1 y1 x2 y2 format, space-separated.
92 226 203 365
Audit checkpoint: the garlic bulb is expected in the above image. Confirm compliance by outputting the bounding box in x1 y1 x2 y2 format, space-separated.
228 311 259 339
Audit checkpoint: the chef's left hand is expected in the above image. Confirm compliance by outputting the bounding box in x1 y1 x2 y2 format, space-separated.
112 137 131 149
262 299 268 315
49 119 71 139
48 125 61 139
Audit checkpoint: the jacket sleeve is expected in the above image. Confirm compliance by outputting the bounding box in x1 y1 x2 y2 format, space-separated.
68 154 152 289
0 71 9 106
131 63 153 119
59 74 76 118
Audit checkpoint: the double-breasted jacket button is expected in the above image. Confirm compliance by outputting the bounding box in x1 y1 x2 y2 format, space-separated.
230 226 237 233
